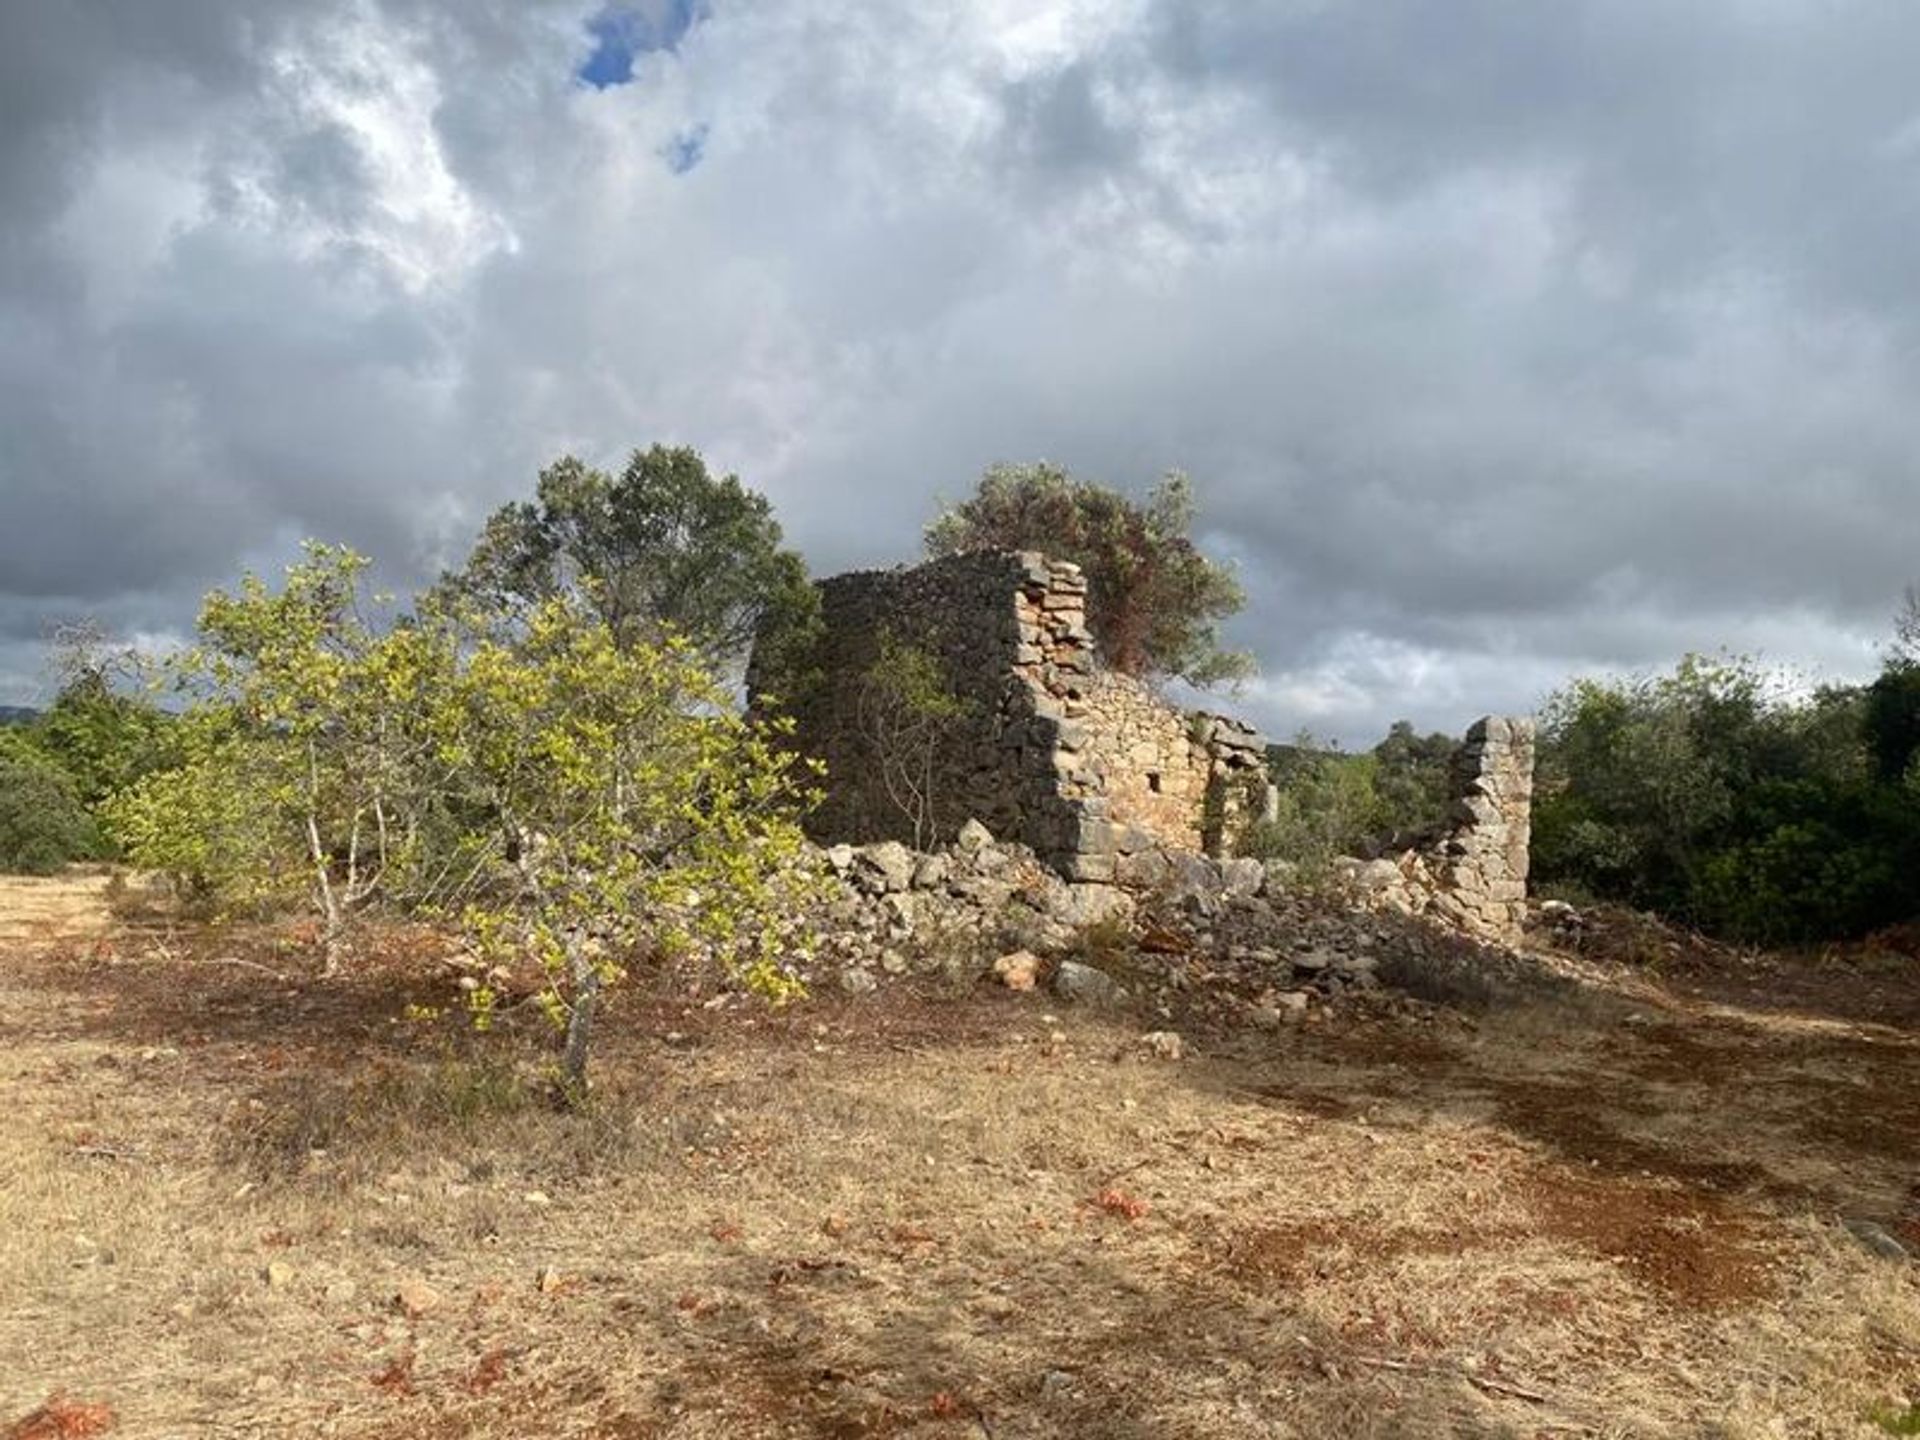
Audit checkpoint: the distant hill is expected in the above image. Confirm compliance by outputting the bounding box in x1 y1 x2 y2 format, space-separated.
0 706 39 727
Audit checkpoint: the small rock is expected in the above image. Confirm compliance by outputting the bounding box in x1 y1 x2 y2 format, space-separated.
1141 1030 1185 1061
1052 960 1124 1006
825 844 855 873
955 819 995 855
522 1190 552 1207
1219 858 1265 898
1292 948 1334 972
393 1275 442 1319
324 1279 358 1304
879 949 910 976
993 950 1041 992
854 841 916 894
1845 1217 1912 1262
537 1266 565 1294
264 1260 295 1289
1049 883 1135 930
912 853 952 889
838 966 878 995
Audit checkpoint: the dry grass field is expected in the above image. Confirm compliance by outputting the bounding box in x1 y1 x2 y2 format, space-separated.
2 876 1917 1438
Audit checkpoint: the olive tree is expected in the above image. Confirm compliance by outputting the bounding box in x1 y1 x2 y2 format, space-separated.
439 445 819 677
925 463 1251 687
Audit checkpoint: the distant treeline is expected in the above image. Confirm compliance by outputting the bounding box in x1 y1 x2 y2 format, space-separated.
1252 635 1920 945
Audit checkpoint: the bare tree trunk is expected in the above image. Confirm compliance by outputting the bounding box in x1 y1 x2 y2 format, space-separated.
307 812 344 977
560 938 602 1101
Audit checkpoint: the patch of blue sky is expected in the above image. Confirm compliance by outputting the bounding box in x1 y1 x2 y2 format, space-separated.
661 122 710 174
577 1 706 89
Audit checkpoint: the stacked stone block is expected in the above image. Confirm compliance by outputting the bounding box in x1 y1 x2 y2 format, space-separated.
755 548 1271 885
1357 716 1535 944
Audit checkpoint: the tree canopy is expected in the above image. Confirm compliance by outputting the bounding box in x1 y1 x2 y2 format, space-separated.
108 543 820 1090
924 463 1251 687
440 445 818 674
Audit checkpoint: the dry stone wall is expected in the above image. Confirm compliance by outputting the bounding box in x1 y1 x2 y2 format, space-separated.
756 549 1271 885
1354 716 1536 943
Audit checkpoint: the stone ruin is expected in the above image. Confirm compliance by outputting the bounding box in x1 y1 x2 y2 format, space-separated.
750 549 1536 945
1344 716 1537 942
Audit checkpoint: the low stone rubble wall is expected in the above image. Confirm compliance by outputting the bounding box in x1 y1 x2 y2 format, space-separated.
1342 716 1537 944
797 818 1521 1026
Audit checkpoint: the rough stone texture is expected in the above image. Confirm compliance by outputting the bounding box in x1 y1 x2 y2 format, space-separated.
754 549 1271 883
1351 716 1536 943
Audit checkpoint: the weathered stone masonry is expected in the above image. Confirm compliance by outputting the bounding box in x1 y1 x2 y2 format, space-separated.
1361 716 1536 942
756 549 1269 882
755 550 1535 943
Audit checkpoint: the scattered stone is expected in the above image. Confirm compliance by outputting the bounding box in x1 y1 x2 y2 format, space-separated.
838 967 878 995
854 842 916 894
264 1260 295 1289
522 1190 552 1207
1049 883 1134 930
1140 1030 1185 1061
955 819 995 855
1845 1217 1912 1262
879 949 910 976
993 950 1041 992
1219 857 1265 898
537 1266 565 1294
911 853 952 889
325 1279 358 1304
393 1275 442 1319
1052 960 1124 1007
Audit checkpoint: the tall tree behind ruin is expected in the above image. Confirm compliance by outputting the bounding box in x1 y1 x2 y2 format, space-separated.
438 445 819 676
923 462 1252 688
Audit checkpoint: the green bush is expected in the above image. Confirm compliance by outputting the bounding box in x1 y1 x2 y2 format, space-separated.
1534 654 1920 943
0 740 103 873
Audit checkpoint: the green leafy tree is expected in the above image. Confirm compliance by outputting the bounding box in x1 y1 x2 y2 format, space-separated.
432 598 819 1093
31 669 173 812
1532 653 1920 940
110 544 820 1093
440 446 819 675
107 545 444 968
1239 732 1384 869
1369 721 1459 840
0 732 103 873
925 462 1252 687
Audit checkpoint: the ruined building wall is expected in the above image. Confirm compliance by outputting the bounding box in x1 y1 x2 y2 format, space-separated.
1365 716 1536 942
762 550 1077 856
757 549 1269 882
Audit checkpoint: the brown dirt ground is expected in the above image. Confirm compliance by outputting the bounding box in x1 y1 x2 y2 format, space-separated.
2 876 1918 1438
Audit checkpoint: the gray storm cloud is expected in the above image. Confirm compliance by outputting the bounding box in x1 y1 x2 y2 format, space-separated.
0 0 1915 740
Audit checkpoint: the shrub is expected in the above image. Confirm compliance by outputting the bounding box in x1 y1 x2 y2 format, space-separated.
0 741 102 873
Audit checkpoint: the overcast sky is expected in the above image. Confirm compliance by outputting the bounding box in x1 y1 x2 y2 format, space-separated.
4 1 1918 743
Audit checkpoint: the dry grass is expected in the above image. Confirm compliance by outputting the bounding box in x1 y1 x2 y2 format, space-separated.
1 880 1917 1437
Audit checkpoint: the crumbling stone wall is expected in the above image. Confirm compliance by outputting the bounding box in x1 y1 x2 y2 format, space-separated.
1359 716 1536 942
755 549 1270 884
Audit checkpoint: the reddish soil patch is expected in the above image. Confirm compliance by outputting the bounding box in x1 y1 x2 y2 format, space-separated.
1208 1218 1515 1292
1522 1167 1779 1310
1487 1076 1773 1196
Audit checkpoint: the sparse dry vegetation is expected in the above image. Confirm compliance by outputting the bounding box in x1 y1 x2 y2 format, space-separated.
3 876 1917 1437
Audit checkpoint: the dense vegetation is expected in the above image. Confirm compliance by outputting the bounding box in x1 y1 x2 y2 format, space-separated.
1241 721 1460 870
1531 653 1920 943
